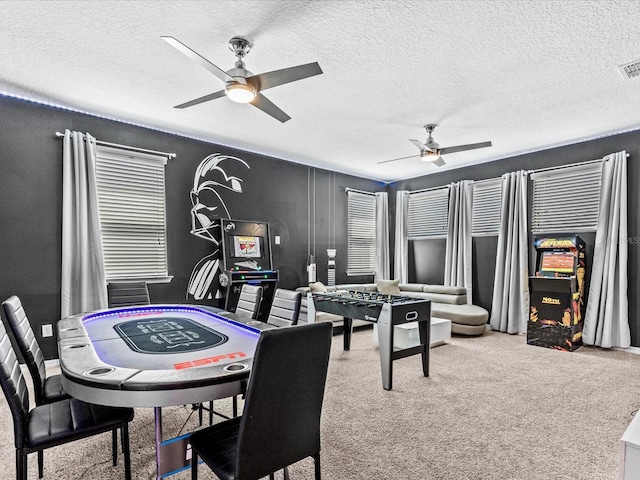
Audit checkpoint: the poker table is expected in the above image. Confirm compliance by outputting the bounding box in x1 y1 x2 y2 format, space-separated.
57 304 271 478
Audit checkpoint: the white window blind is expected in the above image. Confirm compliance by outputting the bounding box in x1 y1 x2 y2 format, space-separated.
407 188 449 239
95 145 169 281
531 162 602 234
347 191 376 275
472 178 502 236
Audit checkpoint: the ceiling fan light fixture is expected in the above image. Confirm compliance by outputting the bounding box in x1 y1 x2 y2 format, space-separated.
420 150 441 163
225 82 256 103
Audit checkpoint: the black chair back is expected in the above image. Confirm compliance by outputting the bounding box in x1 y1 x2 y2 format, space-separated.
107 282 150 307
1 303 133 480
235 284 263 320
236 321 332 479
2 295 49 405
266 289 302 327
0 318 30 448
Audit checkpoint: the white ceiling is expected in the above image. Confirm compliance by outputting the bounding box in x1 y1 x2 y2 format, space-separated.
1 0 640 183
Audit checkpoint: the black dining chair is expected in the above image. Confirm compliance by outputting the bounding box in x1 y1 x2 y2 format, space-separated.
266 289 302 328
3 295 125 477
198 284 263 426
199 284 262 425
2 296 69 406
107 282 150 308
0 315 134 480
234 284 263 320
189 321 333 480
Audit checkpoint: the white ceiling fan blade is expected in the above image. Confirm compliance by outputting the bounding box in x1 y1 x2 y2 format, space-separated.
377 154 419 165
439 141 492 155
251 92 291 123
409 138 434 153
409 138 427 152
174 90 226 109
430 156 446 167
247 62 323 91
161 36 233 84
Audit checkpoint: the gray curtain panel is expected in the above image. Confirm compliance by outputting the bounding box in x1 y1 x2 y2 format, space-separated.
444 180 474 303
375 192 390 280
490 170 529 333
583 151 630 348
61 130 107 317
394 190 410 283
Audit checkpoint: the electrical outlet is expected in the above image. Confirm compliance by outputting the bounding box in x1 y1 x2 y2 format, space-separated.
275 235 281 245
42 324 53 338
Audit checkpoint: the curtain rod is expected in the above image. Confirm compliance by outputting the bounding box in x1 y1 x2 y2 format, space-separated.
526 154 633 175
344 187 376 196
55 131 176 158
408 184 450 195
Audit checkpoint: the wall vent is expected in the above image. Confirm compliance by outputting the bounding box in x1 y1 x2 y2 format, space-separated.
618 60 640 80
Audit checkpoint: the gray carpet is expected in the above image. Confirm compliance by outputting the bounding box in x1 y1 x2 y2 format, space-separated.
1 327 639 480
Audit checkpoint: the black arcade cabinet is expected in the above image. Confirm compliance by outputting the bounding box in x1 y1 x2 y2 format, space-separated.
528 236 586 351
218 219 279 321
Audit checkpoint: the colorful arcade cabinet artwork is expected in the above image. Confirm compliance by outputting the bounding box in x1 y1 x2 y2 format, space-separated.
528 236 586 351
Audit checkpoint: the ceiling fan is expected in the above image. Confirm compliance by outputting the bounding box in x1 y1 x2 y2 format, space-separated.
161 36 323 123
378 124 492 167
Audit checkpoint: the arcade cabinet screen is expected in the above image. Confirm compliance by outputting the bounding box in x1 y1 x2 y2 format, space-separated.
539 251 575 274
232 235 262 258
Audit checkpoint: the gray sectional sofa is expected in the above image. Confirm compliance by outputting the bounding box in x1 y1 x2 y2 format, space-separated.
296 281 489 336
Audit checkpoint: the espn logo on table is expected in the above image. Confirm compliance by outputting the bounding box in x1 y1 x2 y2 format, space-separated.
174 351 247 370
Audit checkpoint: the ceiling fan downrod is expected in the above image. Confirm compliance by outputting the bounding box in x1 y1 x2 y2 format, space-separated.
229 37 252 59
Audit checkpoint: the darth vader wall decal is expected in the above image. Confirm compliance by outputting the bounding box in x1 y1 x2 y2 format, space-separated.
186 153 250 302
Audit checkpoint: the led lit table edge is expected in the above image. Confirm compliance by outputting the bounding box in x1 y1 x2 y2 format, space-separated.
57 304 270 479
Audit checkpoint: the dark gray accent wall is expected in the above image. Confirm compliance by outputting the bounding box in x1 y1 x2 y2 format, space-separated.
0 95 379 358
472 237 498 313
389 130 640 347
408 239 446 285
2 93 638 356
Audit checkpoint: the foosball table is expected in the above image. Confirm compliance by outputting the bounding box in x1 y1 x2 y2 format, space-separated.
311 290 431 390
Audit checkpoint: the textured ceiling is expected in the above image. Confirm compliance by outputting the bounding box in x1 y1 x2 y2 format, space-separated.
1 0 639 182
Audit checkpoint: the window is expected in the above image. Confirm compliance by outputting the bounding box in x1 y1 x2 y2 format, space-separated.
407 187 449 239
472 178 502 236
530 162 602 234
95 145 169 281
347 191 376 275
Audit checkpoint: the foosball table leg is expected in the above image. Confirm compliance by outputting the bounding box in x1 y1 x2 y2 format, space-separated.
376 314 393 390
418 318 430 377
343 317 353 350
